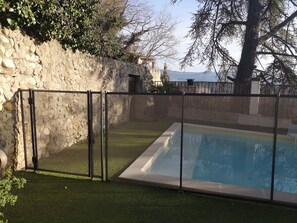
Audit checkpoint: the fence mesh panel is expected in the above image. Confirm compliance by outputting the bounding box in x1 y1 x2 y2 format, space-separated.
19 89 297 205
274 96 297 204
182 95 275 199
106 93 182 187
92 92 103 177
34 91 89 175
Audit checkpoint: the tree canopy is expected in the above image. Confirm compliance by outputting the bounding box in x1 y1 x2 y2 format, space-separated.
0 0 125 58
0 0 178 64
172 0 297 86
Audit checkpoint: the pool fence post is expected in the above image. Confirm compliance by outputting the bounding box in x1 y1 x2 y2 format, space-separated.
100 92 104 181
105 92 109 182
29 89 38 171
270 93 280 202
87 90 94 179
179 92 185 191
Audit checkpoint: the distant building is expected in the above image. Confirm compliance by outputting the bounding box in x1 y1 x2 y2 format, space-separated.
161 63 169 83
136 55 161 82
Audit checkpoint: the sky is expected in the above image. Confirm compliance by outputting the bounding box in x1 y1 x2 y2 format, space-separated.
150 0 242 73
150 0 206 72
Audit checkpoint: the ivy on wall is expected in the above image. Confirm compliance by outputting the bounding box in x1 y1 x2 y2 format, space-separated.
0 0 124 58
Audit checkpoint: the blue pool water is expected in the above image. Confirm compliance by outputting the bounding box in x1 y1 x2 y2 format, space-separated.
147 125 297 193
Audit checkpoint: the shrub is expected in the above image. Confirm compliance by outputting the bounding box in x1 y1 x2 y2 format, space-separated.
149 81 179 94
0 168 26 223
0 0 123 58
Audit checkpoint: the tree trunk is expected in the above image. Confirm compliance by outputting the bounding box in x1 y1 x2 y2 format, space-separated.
235 0 262 93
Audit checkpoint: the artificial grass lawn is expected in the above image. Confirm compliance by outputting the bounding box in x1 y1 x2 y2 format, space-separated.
4 171 297 223
37 118 280 180
37 120 175 178
14 119 297 222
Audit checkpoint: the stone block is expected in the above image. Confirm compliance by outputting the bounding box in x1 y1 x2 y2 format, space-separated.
9 38 14 48
2 58 16 69
18 81 29 89
16 46 27 58
5 49 14 58
43 127 51 135
0 44 5 55
29 44 36 53
3 101 13 112
28 62 36 70
25 66 34 75
0 67 14 76
28 77 37 86
0 35 9 45
23 37 31 46
2 28 9 36
3 90 13 100
25 53 39 62
0 94 5 109
34 64 42 75
0 75 6 83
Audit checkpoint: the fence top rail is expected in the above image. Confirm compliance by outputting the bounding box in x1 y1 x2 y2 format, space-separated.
18 89 297 98
18 88 31 92
106 92 282 97
106 92 183 96
279 95 297 98
154 81 232 84
19 89 102 94
184 93 278 97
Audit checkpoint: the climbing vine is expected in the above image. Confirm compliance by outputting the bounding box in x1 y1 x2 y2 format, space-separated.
0 0 124 58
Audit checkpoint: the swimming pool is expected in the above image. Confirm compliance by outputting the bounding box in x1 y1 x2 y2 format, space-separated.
120 123 297 202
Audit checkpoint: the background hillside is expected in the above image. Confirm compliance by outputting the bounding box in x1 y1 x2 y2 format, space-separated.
167 70 218 82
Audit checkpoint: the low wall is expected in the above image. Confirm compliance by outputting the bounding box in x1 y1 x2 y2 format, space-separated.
0 26 156 169
168 106 290 129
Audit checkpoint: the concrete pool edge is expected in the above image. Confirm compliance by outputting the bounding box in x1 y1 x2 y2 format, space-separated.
119 122 180 181
119 123 297 203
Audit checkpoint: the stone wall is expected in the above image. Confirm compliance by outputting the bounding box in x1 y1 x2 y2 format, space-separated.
0 26 157 169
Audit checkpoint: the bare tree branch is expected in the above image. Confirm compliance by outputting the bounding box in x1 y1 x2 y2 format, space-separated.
256 51 297 58
259 10 297 43
121 0 179 62
216 20 246 40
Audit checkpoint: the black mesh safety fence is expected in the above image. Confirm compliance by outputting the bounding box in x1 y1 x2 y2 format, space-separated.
274 96 297 204
19 89 297 205
182 94 276 200
33 90 89 176
105 93 182 187
20 89 104 179
91 92 104 178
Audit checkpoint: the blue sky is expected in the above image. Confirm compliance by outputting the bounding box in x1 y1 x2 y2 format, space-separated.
150 0 243 73
150 0 205 72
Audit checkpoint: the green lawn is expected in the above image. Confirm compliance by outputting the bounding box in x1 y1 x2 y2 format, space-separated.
37 119 282 180
3 172 297 223
37 120 175 179
6 120 296 222
107 120 175 179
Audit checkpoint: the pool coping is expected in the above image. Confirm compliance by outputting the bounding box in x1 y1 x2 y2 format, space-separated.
119 123 297 203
